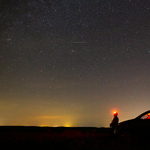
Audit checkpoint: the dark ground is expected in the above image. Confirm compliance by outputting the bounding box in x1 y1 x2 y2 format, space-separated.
0 126 148 150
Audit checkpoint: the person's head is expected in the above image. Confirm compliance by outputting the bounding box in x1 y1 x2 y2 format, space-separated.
114 113 118 117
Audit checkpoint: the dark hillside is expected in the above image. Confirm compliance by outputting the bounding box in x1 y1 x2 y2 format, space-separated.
0 126 148 149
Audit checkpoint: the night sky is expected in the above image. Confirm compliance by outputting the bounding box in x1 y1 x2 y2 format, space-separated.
0 0 150 127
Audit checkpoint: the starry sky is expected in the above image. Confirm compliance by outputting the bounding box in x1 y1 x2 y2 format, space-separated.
0 0 150 127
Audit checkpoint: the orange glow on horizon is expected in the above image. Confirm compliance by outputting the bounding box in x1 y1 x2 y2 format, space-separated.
64 123 71 127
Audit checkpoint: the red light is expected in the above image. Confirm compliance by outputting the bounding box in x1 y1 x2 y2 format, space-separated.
112 110 118 115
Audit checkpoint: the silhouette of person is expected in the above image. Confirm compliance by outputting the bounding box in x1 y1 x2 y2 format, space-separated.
109 111 119 138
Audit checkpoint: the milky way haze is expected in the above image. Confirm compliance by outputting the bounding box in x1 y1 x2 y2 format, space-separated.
0 0 150 127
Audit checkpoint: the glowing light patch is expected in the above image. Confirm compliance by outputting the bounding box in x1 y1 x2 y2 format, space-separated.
64 123 71 127
112 110 118 115
40 125 48 127
146 113 150 116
